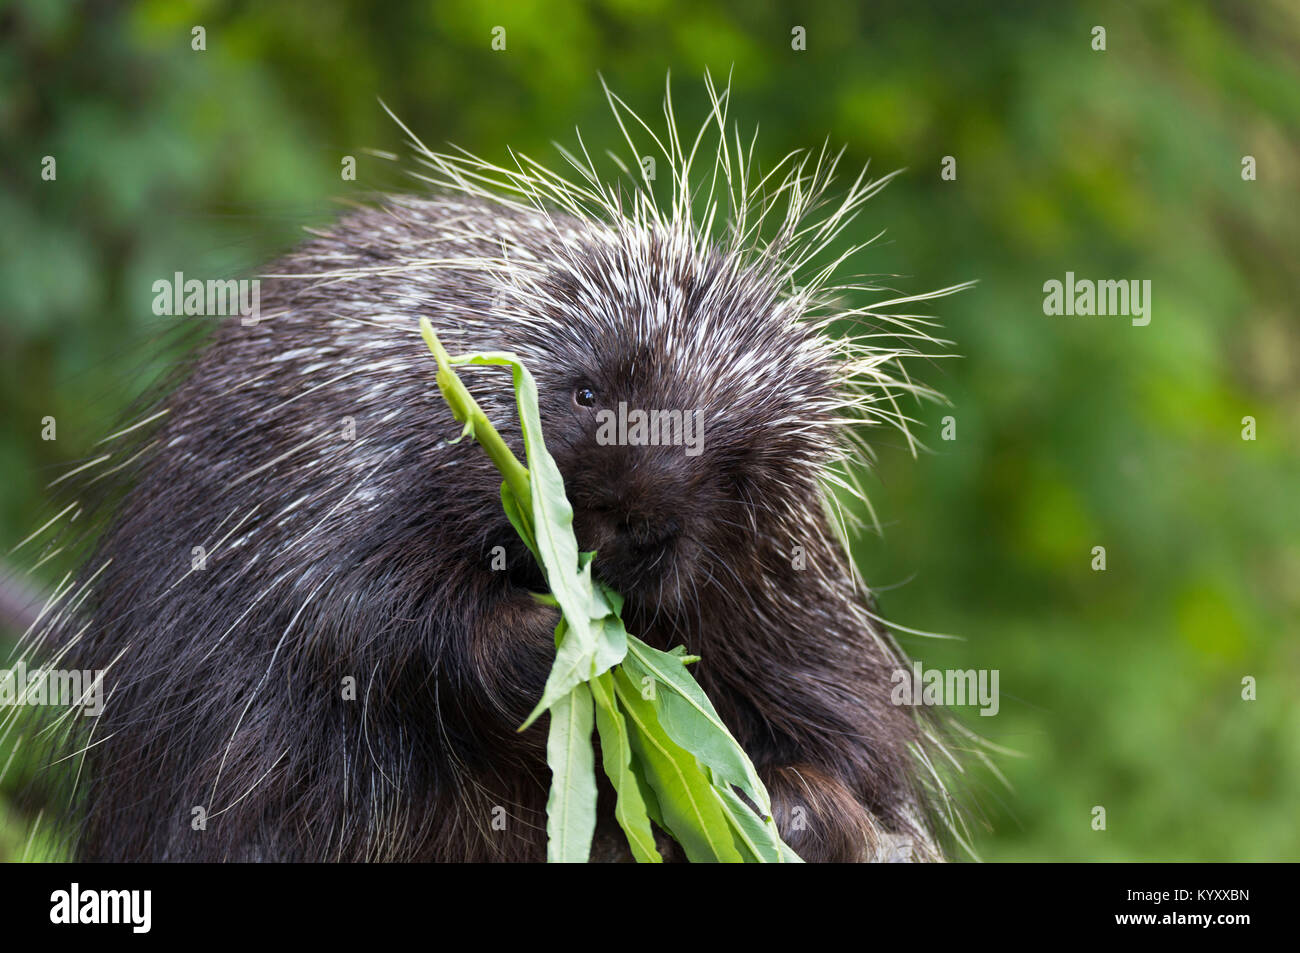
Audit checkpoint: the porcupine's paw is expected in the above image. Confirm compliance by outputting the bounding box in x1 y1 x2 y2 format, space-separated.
467 587 560 731
761 762 904 863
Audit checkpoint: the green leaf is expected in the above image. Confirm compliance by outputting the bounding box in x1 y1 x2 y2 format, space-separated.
623 636 769 809
622 637 797 862
521 591 606 729
591 597 629 680
715 784 789 863
500 481 537 562
545 683 598 863
590 672 662 863
612 667 743 862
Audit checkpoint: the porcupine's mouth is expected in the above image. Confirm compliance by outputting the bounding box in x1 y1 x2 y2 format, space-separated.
596 534 702 613
570 503 700 610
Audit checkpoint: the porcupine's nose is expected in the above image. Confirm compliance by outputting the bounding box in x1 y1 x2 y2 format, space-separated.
585 454 684 546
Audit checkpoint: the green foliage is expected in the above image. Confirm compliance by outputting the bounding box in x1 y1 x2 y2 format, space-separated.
2 0 1297 860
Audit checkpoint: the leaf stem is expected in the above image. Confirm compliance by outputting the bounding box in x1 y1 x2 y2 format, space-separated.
420 318 533 516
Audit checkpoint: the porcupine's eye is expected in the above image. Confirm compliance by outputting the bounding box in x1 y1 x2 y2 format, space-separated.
572 386 598 408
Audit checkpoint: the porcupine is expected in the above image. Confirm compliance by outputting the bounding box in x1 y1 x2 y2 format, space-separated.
22 88 965 862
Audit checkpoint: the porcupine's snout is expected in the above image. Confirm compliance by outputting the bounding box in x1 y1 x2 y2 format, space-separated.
567 443 704 601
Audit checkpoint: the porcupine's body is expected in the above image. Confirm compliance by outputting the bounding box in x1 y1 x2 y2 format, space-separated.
33 112 955 861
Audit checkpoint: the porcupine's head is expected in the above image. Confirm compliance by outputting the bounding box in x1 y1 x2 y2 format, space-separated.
402 80 961 624
507 220 843 612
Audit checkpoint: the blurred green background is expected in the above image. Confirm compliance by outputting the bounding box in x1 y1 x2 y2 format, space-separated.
1 0 1297 861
